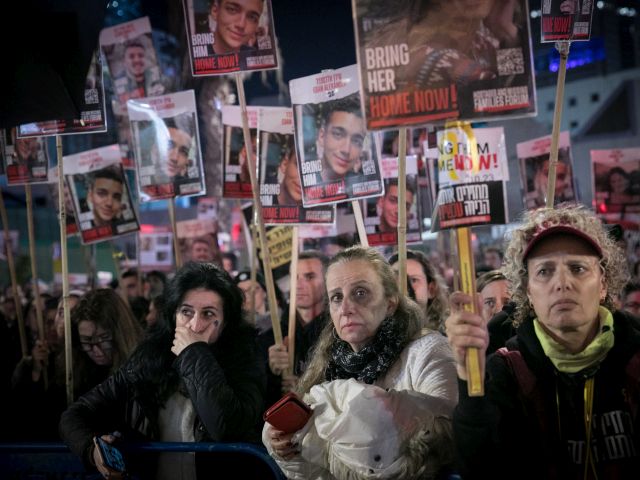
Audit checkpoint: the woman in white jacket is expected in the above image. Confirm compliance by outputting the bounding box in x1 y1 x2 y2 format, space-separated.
263 246 458 479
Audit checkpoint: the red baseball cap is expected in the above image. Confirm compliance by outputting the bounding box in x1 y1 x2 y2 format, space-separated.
522 223 603 261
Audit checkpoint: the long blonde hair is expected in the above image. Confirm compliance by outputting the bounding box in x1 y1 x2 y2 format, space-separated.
296 246 423 394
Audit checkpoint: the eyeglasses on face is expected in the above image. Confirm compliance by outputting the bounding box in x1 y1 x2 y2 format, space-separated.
79 334 113 352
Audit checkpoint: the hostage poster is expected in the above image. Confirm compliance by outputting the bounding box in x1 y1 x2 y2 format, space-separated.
128 90 205 201
258 107 335 225
139 225 173 268
100 17 165 105
17 51 107 137
517 131 576 210
64 145 140 244
431 125 508 231
176 218 220 264
182 0 278 75
3 129 50 185
363 155 422 246
592 147 640 231
351 0 537 129
541 0 595 42
222 105 259 199
289 64 384 207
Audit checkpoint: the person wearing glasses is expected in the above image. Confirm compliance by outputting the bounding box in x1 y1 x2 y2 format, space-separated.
10 289 142 441
60 262 267 479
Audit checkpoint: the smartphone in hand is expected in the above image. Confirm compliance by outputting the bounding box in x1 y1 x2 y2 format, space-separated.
93 436 126 479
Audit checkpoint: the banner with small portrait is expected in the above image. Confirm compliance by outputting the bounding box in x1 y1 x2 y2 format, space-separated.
431 125 508 231
363 155 421 246
64 145 139 244
352 0 537 130
541 0 595 42
222 105 259 199
176 218 220 264
139 225 173 268
17 51 107 137
100 17 165 105
290 64 384 207
128 90 205 201
2 128 50 185
592 148 640 231
517 131 576 210
182 0 278 76
259 107 335 225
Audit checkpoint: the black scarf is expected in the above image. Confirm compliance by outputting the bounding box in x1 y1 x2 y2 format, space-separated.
325 317 406 385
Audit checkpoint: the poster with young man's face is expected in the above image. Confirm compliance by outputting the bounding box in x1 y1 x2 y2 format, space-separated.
182 0 279 75
3 128 50 185
100 17 164 105
363 155 421 246
258 107 335 225
176 218 220 265
128 90 205 201
64 145 139 244
290 64 383 207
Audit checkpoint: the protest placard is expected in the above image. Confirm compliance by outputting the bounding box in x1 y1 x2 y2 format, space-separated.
290 65 384 207
182 0 278 75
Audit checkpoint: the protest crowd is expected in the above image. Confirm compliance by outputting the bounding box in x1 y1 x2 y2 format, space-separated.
2 0 640 479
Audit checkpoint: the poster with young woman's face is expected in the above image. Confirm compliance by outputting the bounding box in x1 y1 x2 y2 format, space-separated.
64 145 139 244
592 148 640 231
352 0 537 130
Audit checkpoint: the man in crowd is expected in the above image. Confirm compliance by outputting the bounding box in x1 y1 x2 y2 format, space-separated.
262 251 329 404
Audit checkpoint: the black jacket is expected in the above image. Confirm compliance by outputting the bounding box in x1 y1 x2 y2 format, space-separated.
59 325 266 473
258 310 328 408
454 310 640 479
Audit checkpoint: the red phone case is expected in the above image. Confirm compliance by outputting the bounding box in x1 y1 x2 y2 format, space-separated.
263 392 312 433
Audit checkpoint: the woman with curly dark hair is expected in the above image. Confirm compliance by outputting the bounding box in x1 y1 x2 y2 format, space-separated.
446 204 640 478
60 262 266 479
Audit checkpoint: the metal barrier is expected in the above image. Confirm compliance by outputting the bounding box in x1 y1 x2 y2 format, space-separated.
0 441 286 479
